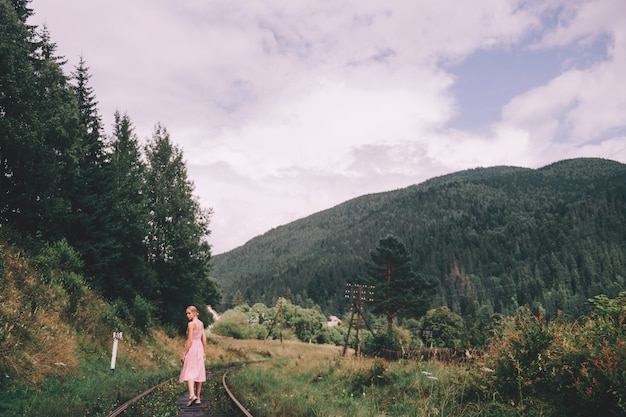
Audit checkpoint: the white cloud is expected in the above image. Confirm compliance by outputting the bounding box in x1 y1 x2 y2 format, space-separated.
499 0 626 152
28 0 626 253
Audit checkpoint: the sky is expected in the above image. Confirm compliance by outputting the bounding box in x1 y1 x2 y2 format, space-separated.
28 0 626 254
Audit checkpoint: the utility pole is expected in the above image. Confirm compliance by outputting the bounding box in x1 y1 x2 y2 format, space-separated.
343 283 375 357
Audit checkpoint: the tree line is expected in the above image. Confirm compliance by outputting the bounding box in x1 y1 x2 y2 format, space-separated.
0 0 219 326
212 159 626 323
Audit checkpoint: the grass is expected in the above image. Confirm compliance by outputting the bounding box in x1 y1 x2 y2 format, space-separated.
13 242 623 416
1 328 531 417
0 331 288 417
0 334 178 417
224 342 521 417
0 241 272 416
122 370 239 417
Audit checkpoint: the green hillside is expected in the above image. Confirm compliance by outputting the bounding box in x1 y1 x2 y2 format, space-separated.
212 157 626 319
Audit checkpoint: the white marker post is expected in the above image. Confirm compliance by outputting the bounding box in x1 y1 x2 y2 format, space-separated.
110 331 123 372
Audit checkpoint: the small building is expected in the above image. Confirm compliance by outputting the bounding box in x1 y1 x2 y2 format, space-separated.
325 315 342 327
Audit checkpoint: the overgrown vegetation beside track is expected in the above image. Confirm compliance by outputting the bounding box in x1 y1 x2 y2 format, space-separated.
0 240 249 416
3 233 625 416
226 294 626 417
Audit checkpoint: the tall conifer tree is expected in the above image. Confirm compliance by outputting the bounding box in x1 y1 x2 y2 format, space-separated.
66 57 111 279
0 0 36 229
366 235 436 334
144 124 218 324
102 111 154 301
0 4 81 241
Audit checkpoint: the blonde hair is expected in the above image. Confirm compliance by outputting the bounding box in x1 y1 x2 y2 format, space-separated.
186 306 199 316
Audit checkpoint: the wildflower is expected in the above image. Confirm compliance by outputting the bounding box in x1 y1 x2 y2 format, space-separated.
481 367 495 373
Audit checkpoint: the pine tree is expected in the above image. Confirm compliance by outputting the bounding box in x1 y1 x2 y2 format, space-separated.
72 57 104 158
0 0 36 228
65 57 112 283
144 124 218 324
28 25 83 240
366 235 436 334
9 0 33 24
0 6 81 241
101 111 154 301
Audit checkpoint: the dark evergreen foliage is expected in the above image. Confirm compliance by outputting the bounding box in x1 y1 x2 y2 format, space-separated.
212 158 626 321
0 0 218 327
144 125 218 324
365 235 436 333
9 0 32 23
1 2 81 241
99 111 154 301
64 58 116 291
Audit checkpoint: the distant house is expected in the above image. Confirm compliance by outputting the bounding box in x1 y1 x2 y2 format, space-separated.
325 315 342 327
207 304 221 321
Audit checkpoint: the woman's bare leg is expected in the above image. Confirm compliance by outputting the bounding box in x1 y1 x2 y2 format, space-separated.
195 382 203 402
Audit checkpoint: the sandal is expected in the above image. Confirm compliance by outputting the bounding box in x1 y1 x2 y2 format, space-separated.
186 395 197 406
194 398 201 405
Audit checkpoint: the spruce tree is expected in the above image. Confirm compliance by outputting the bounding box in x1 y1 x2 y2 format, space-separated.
144 124 218 325
9 0 33 24
65 57 112 282
0 6 81 241
0 0 36 229
102 111 154 301
366 235 436 334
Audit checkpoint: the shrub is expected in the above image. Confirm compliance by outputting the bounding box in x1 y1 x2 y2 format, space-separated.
316 326 345 345
558 293 626 416
421 306 465 349
131 295 153 333
470 295 626 416
350 358 390 394
213 309 252 339
60 271 85 317
364 330 404 357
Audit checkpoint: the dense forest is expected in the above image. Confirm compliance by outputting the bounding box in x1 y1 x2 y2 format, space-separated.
0 0 219 327
212 158 626 321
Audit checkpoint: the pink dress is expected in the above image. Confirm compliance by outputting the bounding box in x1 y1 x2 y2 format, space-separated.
179 328 206 382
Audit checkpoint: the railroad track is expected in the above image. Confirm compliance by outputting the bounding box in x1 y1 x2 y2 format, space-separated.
107 365 252 417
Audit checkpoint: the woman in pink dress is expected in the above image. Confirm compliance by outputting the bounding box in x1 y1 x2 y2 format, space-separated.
179 306 207 406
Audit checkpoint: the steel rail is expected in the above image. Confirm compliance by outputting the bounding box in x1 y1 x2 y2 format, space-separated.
222 370 253 417
107 377 173 417
106 365 252 417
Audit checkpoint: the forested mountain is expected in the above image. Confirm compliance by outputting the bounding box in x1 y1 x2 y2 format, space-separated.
212 158 626 320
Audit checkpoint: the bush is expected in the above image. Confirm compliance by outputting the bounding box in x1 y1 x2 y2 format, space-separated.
316 326 346 345
470 295 626 416
421 306 465 348
212 309 252 339
558 294 626 416
131 295 153 333
363 330 404 357
350 358 390 393
60 271 85 317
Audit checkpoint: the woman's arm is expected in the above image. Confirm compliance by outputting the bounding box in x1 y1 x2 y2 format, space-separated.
201 323 207 359
181 322 193 362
